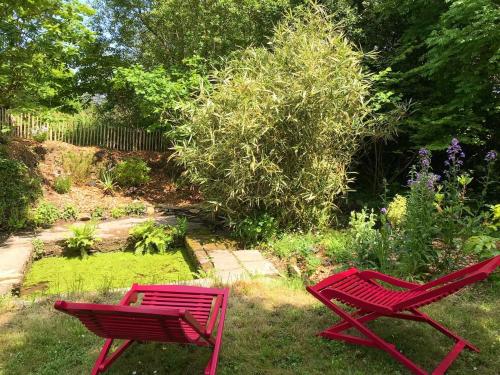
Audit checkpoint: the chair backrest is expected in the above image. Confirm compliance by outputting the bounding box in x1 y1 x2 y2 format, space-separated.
394 255 500 311
54 301 203 343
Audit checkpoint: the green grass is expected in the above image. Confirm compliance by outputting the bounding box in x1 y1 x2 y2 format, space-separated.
23 250 195 295
1 278 498 374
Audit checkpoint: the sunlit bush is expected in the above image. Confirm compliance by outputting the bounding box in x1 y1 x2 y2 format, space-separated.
176 5 373 229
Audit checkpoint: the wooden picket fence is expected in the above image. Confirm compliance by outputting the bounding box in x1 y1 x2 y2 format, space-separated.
0 108 168 152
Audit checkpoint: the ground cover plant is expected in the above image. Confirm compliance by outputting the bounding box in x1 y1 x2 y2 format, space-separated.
1 278 498 374
22 250 195 296
175 6 374 230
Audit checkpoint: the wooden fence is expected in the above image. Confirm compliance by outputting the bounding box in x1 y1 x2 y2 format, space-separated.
0 108 168 152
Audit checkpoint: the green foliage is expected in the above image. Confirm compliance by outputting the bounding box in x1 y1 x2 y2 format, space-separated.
235 214 278 245
32 127 48 143
174 217 188 239
0 0 94 109
98 170 117 195
0 156 41 231
114 158 150 187
104 59 207 131
62 151 94 184
54 176 72 194
386 194 407 228
124 202 147 216
464 235 499 259
268 232 321 275
93 0 292 68
30 201 60 228
320 230 352 263
65 222 100 257
31 238 45 260
90 206 105 220
60 205 79 222
110 206 126 219
129 221 174 255
176 5 373 229
348 208 383 267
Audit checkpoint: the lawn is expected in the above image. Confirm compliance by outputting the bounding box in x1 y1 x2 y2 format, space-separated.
22 250 196 296
1 278 498 374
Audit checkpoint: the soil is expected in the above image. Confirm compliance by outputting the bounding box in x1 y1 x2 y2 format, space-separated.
5 139 202 215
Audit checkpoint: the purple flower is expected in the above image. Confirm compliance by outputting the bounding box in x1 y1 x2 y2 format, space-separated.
421 158 430 168
380 207 387 215
485 150 497 162
445 138 464 169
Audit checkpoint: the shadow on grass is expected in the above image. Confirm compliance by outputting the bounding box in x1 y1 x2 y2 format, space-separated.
0 279 498 375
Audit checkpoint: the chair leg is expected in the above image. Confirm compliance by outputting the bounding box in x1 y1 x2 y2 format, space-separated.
312 294 428 375
410 309 479 352
91 339 134 375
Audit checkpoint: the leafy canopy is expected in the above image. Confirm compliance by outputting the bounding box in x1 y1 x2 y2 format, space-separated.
0 0 95 109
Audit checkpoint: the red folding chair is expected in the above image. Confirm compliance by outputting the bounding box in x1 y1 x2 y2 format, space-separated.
54 284 230 375
307 255 500 375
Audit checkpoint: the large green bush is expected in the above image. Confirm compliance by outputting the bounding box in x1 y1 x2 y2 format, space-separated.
175 5 373 229
0 156 41 230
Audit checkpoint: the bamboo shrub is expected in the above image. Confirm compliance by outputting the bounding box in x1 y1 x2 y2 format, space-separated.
175 5 374 229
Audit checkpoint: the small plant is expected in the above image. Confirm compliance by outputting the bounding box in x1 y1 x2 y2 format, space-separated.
32 125 48 143
91 206 106 220
31 238 45 260
174 216 188 239
98 170 117 195
114 157 151 187
387 194 407 228
129 220 175 255
31 201 60 227
60 204 79 221
110 206 126 219
235 213 278 245
320 231 352 263
54 175 72 194
125 201 146 216
268 233 321 275
66 222 100 257
62 150 94 184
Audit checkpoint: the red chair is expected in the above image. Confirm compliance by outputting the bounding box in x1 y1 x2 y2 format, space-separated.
55 284 230 375
307 255 500 375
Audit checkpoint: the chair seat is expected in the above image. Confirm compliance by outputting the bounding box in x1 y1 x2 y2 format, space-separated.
321 273 422 312
141 291 217 342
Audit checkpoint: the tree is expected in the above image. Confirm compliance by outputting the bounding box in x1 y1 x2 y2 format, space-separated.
0 0 94 110
175 5 373 229
91 0 295 68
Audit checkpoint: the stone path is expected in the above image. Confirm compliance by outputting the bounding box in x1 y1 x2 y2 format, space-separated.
185 235 279 283
0 215 279 295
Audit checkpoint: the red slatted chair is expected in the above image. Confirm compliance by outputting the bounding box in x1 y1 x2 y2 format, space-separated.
307 255 500 375
54 284 230 375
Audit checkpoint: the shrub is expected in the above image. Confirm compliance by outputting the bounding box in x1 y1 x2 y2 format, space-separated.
175 5 372 229
114 157 150 187
129 220 175 255
62 150 94 184
32 126 48 143
0 156 41 230
66 222 100 257
31 201 60 228
54 175 72 194
348 208 382 265
235 213 278 245
61 204 79 221
31 238 45 260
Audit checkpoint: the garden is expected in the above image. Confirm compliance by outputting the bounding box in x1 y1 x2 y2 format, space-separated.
0 1 499 374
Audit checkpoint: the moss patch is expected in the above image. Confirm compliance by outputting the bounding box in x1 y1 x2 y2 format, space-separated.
23 250 195 295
